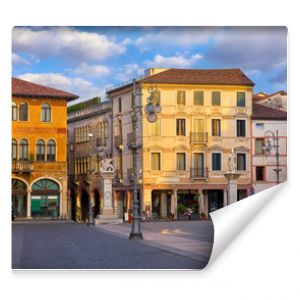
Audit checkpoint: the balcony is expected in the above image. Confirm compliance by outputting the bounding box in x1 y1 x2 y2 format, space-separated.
114 169 123 183
127 168 136 181
12 160 33 173
114 135 123 149
190 167 208 180
190 132 208 144
96 137 107 147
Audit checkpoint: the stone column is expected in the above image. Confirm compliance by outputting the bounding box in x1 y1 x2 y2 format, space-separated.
171 190 178 220
160 192 168 218
26 190 31 218
95 170 122 224
224 173 241 205
223 189 228 207
198 190 203 219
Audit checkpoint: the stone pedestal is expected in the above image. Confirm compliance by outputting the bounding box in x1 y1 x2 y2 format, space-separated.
95 170 122 224
224 172 241 205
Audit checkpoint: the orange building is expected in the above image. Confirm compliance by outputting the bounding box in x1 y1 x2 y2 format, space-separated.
12 77 78 219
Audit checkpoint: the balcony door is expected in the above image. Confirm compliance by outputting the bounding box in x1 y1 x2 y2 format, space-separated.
193 119 205 142
193 153 204 177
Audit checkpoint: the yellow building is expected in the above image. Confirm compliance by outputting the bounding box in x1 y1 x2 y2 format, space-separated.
107 68 254 219
12 77 78 219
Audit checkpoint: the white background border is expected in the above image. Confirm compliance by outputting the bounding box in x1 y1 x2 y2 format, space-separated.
1 1 299 299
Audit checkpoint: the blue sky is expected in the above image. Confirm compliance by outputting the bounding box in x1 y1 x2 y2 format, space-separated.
12 26 287 102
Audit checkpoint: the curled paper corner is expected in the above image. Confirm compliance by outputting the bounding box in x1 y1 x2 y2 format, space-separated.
206 182 287 267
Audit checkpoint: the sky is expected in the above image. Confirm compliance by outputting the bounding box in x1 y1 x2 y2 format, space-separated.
12 26 287 103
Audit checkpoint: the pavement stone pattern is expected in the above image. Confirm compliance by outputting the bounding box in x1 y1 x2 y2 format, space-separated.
12 220 214 270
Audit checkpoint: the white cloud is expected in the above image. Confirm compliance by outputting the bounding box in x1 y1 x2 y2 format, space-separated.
18 73 107 100
145 53 202 68
71 63 110 77
12 53 30 65
116 63 145 82
12 27 126 62
206 27 287 72
136 27 218 48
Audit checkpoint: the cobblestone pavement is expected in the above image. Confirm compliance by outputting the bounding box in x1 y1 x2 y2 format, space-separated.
12 221 213 270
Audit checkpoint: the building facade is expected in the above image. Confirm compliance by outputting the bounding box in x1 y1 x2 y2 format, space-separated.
12 77 78 219
253 90 287 111
107 68 254 219
251 102 287 193
67 98 113 221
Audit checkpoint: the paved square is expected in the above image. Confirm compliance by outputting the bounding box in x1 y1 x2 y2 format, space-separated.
12 220 213 269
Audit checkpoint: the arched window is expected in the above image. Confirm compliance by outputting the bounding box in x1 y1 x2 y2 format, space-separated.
41 103 51 122
19 102 28 121
12 139 17 160
19 139 28 160
47 139 56 161
12 101 18 121
36 139 45 161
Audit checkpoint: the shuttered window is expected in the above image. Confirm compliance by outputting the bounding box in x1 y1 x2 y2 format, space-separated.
237 92 246 107
194 91 204 106
212 91 221 106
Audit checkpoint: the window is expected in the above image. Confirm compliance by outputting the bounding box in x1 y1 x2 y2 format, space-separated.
212 153 221 171
47 140 56 161
19 102 28 121
237 120 246 137
36 139 45 161
41 103 51 122
256 166 265 181
212 119 221 136
118 97 122 113
177 153 186 171
255 138 265 154
176 119 186 136
151 153 161 171
237 92 246 107
177 91 186 105
194 91 204 106
12 139 17 160
151 119 161 136
19 139 28 160
12 102 18 121
255 123 264 129
237 153 246 171
212 91 221 106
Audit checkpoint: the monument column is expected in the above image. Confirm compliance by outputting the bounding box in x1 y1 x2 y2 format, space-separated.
160 192 168 218
95 159 122 224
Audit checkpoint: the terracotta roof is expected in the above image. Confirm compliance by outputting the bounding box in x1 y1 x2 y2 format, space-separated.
253 90 287 102
12 77 79 100
141 68 255 86
107 68 254 94
252 102 287 120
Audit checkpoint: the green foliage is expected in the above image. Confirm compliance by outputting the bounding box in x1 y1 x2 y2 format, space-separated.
29 153 35 162
192 203 199 214
177 203 186 215
67 97 101 113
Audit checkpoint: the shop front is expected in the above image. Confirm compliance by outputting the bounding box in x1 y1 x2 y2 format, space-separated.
12 178 28 218
31 179 60 218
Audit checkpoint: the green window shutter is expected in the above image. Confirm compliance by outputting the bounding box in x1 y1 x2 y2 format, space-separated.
237 92 246 107
212 153 221 171
194 91 204 105
212 91 221 106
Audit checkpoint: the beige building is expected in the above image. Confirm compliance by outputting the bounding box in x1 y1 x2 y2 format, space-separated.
251 102 287 193
107 68 254 219
67 98 113 221
253 90 287 111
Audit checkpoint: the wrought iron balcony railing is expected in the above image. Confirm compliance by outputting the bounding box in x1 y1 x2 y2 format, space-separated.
96 137 108 147
190 167 208 179
190 132 208 144
12 160 33 173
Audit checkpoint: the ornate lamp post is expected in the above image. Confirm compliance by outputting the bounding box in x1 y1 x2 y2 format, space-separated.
87 132 94 226
264 130 281 185
129 79 160 240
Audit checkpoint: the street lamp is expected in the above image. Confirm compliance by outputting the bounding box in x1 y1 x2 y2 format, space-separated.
129 79 160 240
87 131 94 226
264 130 281 185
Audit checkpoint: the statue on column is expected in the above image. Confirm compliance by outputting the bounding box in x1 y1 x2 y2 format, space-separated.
100 158 114 172
228 148 237 174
